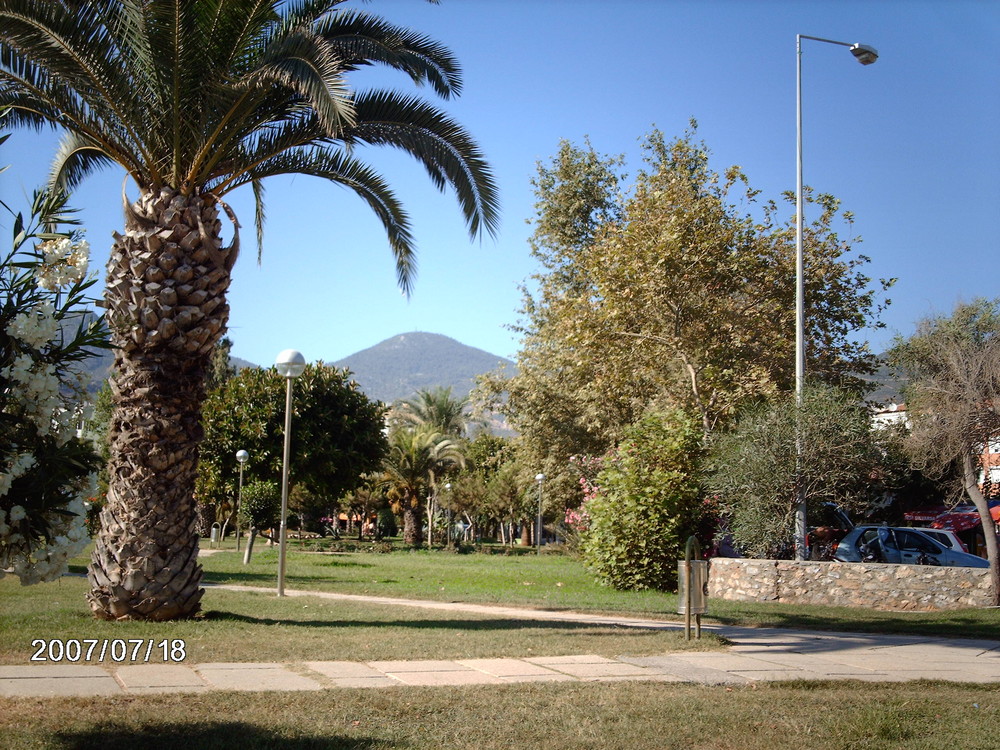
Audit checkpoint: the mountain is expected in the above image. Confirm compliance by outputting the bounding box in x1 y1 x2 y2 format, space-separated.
333 332 514 404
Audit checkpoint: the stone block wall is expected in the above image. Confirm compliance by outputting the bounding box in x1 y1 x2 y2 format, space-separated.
707 557 993 611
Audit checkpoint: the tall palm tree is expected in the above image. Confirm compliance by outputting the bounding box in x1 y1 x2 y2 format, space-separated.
381 426 463 547
394 385 470 438
0 0 498 620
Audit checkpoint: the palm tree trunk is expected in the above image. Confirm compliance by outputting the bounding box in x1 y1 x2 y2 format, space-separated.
403 502 423 548
88 187 234 621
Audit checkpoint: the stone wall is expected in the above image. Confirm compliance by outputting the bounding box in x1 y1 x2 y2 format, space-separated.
707 557 993 611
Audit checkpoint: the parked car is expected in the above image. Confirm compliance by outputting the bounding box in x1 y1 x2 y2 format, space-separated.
833 525 989 568
915 527 969 554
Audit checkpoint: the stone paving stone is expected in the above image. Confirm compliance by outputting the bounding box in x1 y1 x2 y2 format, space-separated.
0 665 122 697
115 664 207 694
195 663 323 691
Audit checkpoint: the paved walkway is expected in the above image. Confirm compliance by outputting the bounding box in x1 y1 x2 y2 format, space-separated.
3 585 999 697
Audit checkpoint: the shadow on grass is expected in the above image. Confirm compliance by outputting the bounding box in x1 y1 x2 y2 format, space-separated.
201 571 375 586
53 722 389 750
201 609 676 636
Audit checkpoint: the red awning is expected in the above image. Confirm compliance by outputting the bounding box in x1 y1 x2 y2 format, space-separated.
931 505 1000 533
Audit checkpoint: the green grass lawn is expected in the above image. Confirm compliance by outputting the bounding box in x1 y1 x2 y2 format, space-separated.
0 573 720 665
192 543 1000 639
3 544 999 749
3 681 999 750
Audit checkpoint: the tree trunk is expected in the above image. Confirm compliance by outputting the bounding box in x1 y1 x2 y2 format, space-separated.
88 187 235 621
243 528 258 565
403 503 423 548
962 453 1000 606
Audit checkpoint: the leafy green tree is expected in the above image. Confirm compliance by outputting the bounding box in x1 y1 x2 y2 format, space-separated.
889 299 1000 604
238 480 280 564
579 410 704 591
198 363 388 532
477 138 625 510
706 385 899 559
0 0 497 620
484 126 891 511
0 185 109 584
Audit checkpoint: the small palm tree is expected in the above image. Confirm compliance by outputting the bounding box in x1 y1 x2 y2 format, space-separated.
381 426 463 547
0 1 497 620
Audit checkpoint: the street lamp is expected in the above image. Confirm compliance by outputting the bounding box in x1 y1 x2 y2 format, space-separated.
794 34 878 559
235 449 249 552
445 482 453 547
275 349 306 596
535 473 545 555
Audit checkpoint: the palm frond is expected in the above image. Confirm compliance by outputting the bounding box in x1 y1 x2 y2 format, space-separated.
316 8 462 98
347 89 500 240
48 129 117 193
222 145 416 293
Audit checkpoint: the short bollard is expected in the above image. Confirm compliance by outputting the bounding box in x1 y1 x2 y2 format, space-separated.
677 536 708 640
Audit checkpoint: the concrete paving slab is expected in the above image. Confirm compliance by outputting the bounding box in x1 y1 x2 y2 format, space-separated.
670 652 796 672
457 658 565 678
0 664 109 678
524 654 616 666
524 655 662 680
728 650 881 676
304 661 398 688
0 665 122 697
305 661 391 679
115 664 207 694
383 669 506 687
368 659 471 673
195 663 324 691
618 655 751 685
494 673 579 683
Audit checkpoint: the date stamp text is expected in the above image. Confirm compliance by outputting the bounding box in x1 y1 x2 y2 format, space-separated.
29 639 187 663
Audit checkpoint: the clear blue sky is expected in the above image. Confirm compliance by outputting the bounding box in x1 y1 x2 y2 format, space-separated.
1 0 997 368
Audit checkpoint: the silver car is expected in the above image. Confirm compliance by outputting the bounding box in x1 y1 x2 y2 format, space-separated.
833 525 989 568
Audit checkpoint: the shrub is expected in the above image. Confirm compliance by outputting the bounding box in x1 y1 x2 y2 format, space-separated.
0 186 108 584
579 409 704 591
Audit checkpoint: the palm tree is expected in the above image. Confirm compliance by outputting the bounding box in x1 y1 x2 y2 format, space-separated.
381 426 463 547
0 1 498 620
394 385 470 438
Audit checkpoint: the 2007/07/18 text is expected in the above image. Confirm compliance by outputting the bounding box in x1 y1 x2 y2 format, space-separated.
30 639 187 663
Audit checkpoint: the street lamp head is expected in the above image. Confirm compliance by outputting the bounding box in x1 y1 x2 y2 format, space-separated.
535 473 545 483
236 449 249 464
850 43 878 65
275 349 306 379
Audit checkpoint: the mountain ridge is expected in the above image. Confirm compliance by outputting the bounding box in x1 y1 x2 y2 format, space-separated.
333 331 514 404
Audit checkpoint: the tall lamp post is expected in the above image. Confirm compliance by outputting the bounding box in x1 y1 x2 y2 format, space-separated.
535 473 545 555
235 449 249 552
275 349 306 596
794 34 878 559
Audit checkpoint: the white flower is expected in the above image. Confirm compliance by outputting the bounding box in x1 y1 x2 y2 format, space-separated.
8 505 26 523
